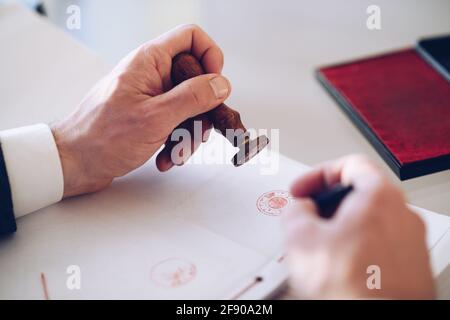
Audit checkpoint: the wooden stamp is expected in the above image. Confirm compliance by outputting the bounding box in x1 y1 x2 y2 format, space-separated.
171 53 269 166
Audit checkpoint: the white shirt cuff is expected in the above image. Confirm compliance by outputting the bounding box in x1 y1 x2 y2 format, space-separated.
0 124 64 218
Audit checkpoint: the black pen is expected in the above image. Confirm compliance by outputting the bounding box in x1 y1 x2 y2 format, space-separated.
310 184 353 219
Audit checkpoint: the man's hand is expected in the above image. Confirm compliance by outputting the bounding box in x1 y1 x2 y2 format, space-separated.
283 155 435 299
51 25 231 198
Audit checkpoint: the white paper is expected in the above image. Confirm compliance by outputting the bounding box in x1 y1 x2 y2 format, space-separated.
0 134 305 299
1 132 449 299
1 4 450 300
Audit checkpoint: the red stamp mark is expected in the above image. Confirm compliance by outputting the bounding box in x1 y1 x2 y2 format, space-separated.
256 190 292 216
150 258 197 288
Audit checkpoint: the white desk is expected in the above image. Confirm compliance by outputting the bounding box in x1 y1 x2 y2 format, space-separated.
1 3 450 299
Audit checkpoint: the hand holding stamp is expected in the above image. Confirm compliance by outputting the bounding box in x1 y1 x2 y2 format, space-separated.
171 53 270 166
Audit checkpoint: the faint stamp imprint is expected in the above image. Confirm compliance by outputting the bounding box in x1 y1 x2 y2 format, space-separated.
256 190 293 216
150 258 197 288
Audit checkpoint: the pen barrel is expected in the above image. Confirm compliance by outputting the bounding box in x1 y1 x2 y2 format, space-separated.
311 184 354 219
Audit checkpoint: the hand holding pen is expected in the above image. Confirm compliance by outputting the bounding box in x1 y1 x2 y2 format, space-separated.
281 155 434 300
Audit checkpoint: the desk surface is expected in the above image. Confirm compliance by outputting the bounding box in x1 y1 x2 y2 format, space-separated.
42 0 450 215
1 2 450 299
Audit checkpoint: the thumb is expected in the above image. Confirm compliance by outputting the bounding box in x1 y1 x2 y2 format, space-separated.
154 74 231 126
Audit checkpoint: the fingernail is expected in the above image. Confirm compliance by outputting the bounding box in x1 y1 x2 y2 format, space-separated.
209 76 229 99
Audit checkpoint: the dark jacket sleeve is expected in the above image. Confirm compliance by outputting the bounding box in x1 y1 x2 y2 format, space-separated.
0 143 17 236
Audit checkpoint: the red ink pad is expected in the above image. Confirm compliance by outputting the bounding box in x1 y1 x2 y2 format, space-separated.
317 49 450 180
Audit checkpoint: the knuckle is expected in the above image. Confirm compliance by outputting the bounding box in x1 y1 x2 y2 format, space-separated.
135 43 148 56
348 154 379 172
181 23 202 33
368 177 399 203
366 183 387 204
137 43 160 64
116 72 130 86
139 42 156 56
107 77 128 101
342 153 370 166
146 43 163 57
175 23 203 37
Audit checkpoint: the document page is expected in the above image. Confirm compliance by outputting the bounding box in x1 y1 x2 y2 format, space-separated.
1 133 449 299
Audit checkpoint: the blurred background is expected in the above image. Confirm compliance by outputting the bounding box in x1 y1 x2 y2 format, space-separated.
1 0 450 212
3 0 448 63
28 0 450 151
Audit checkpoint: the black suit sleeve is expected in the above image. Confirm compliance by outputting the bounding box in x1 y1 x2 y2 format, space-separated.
0 143 17 236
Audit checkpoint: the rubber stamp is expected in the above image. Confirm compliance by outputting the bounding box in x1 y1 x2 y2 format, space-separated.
171 53 270 167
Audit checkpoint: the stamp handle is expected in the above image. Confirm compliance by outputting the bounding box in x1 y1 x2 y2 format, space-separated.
171 53 247 145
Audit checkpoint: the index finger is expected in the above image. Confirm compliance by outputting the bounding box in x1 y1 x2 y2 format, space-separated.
290 155 383 198
152 24 224 74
